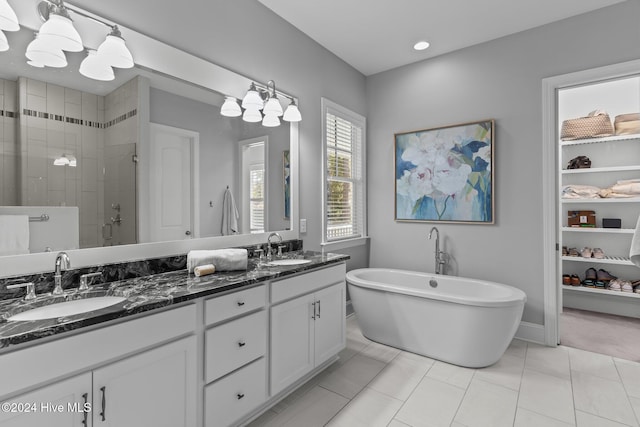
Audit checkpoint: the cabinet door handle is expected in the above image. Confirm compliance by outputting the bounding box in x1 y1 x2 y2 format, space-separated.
237 393 245 400
100 386 106 421
81 393 88 426
311 301 316 319
238 340 246 347
237 301 245 306
317 300 321 318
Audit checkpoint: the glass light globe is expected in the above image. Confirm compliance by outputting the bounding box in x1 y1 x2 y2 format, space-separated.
241 83 263 110
26 34 68 68
221 97 242 117
283 100 302 122
97 29 134 68
263 96 283 117
0 0 19 32
242 107 262 123
39 13 83 52
262 113 280 127
79 49 114 81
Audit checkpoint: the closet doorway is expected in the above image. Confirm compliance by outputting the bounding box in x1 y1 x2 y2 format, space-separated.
542 59 640 361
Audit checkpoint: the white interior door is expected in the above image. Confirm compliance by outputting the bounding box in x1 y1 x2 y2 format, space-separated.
149 124 199 242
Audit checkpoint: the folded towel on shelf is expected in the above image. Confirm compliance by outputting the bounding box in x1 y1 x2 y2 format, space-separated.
0 215 30 256
561 185 602 199
599 179 640 198
187 249 248 273
631 215 640 267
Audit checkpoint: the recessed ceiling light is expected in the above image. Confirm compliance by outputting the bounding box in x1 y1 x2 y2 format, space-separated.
413 41 430 51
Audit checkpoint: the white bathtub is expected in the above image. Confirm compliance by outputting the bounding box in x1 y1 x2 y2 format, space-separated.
346 268 526 368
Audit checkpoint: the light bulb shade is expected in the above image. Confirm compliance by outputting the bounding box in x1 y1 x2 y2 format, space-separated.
26 35 67 68
220 96 242 117
263 96 283 117
262 113 280 127
97 32 133 68
39 13 83 52
283 101 302 122
0 30 8 52
242 107 262 123
79 50 114 81
241 84 263 110
68 155 77 167
0 0 19 32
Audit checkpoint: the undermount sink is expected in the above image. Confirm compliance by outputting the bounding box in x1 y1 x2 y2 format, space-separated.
7 296 127 322
267 259 312 266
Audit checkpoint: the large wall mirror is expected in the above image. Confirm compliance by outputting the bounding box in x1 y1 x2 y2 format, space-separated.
0 1 299 276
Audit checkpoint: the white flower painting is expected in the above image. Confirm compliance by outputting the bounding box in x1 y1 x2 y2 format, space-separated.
395 120 494 223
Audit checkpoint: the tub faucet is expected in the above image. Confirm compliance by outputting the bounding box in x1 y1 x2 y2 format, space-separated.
267 232 283 260
53 252 70 295
428 227 447 275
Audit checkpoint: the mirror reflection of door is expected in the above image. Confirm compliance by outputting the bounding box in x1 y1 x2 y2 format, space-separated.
239 138 268 234
149 124 200 242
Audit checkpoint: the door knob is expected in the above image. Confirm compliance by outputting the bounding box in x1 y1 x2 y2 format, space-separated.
185 230 191 236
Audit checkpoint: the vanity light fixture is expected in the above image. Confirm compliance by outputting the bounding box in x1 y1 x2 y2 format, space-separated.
222 80 302 126
53 154 76 167
18 1 135 81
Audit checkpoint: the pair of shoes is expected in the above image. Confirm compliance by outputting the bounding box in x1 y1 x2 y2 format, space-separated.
570 274 581 286
562 274 571 285
567 248 580 257
562 246 568 256
580 247 606 258
582 268 597 287
581 247 592 258
608 279 622 291
592 248 605 259
621 280 633 293
597 269 617 282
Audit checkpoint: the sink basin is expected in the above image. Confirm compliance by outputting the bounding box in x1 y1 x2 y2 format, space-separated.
7 296 127 322
268 259 312 266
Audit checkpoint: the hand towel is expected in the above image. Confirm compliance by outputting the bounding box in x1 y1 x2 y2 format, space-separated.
187 249 248 273
221 188 239 236
631 215 640 267
0 215 30 256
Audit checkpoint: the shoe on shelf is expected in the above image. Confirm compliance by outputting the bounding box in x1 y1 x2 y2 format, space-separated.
592 248 605 259
567 248 580 257
580 247 593 258
634 283 640 294
596 269 617 282
570 274 581 286
562 274 571 285
621 280 633 293
562 246 568 256
607 279 621 291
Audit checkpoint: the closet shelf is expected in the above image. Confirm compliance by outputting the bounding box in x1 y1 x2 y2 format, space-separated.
561 255 634 266
560 133 640 146
563 285 640 299
562 197 640 204
562 165 640 174
562 227 635 234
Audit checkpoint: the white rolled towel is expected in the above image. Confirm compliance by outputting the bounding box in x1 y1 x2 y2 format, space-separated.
187 249 248 273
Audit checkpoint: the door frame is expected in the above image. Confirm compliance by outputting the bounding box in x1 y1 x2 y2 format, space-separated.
541 59 640 347
147 123 200 242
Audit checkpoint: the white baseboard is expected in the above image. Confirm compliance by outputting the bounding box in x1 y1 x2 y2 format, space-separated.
515 321 546 345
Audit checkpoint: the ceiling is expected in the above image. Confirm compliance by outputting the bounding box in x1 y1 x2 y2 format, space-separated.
257 0 628 76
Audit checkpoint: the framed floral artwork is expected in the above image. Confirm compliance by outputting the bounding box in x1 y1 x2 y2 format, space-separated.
395 119 494 224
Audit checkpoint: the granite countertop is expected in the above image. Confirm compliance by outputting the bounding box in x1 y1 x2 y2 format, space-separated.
0 250 349 350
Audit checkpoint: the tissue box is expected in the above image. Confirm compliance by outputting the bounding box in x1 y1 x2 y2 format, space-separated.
568 210 596 227
602 218 621 228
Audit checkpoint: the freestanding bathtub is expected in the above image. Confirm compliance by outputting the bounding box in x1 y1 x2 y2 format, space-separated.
346 268 526 368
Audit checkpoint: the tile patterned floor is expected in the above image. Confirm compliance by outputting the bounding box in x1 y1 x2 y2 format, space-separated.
248 315 640 427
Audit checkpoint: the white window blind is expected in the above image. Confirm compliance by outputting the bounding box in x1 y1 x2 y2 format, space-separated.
249 165 264 234
323 100 366 243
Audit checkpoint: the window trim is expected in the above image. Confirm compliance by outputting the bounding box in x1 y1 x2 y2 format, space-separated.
321 98 367 247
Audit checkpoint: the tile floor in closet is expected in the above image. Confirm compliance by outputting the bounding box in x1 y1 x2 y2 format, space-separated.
248 315 640 427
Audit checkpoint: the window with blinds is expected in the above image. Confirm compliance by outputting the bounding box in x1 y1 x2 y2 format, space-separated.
323 99 366 243
249 165 264 234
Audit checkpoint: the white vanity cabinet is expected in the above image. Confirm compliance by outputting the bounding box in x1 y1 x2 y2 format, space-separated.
270 264 346 396
0 304 197 427
0 373 91 427
203 284 268 427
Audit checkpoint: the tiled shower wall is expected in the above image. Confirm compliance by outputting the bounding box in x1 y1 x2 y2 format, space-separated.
0 76 139 250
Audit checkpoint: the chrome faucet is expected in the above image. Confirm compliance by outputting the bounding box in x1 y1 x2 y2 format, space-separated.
267 232 283 260
53 252 70 295
428 227 447 275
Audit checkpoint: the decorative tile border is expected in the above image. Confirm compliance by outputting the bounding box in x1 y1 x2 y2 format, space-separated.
0 110 16 118
20 108 137 129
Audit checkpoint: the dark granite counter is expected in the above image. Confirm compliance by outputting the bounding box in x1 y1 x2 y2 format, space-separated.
0 250 349 350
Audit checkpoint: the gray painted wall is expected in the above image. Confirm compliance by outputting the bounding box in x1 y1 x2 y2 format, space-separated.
365 1 640 324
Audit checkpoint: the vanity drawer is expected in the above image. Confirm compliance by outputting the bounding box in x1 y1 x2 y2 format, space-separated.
204 357 267 427
205 284 267 325
205 310 267 383
271 263 346 303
